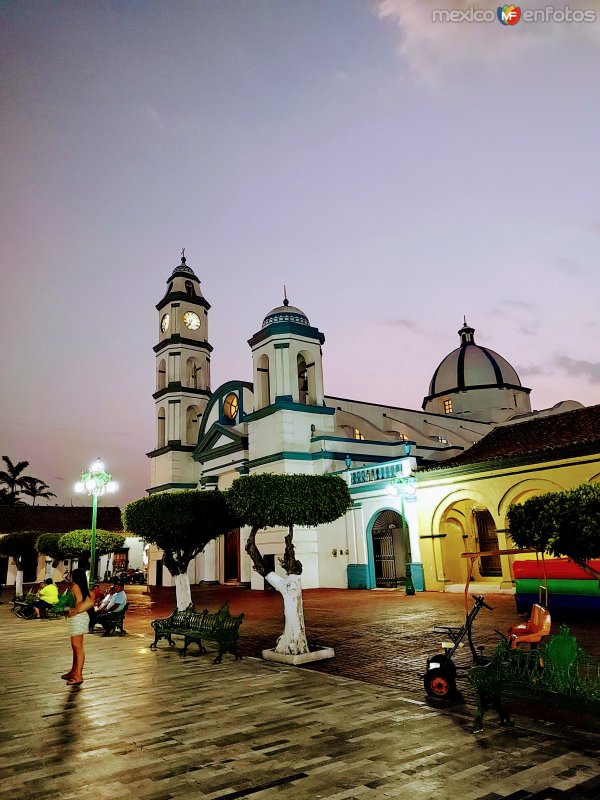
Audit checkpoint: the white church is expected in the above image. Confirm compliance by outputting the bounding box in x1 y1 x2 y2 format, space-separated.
147 254 590 592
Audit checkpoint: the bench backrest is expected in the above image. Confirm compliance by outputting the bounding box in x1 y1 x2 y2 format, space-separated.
201 603 244 633
171 607 206 628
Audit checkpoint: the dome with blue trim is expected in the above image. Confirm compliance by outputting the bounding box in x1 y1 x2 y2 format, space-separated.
262 297 310 328
426 320 522 397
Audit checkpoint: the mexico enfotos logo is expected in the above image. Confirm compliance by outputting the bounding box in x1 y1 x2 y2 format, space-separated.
432 5 597 23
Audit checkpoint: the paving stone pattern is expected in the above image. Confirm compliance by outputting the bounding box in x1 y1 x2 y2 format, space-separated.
1 587 600 799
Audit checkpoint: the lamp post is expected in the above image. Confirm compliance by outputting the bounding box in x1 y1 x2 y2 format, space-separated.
394 447 416 596
74 459 118 587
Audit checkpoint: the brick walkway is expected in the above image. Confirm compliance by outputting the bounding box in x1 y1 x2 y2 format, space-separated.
1 585 599 799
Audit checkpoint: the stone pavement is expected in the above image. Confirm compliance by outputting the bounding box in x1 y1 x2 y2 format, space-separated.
1 587 600 800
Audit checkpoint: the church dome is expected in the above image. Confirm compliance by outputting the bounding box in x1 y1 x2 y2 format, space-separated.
427 321 522 396
262 297 310 328
422 320 531 422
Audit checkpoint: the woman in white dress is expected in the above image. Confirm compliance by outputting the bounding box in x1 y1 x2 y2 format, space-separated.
63 568 94 686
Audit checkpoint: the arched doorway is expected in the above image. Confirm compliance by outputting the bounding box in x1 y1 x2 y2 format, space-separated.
370 510 409 588
439 500 500 582
473 508 501 576
224 528 240 583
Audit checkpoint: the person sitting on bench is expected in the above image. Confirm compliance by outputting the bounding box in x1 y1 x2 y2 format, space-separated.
33 578 59 619
93 580 127 624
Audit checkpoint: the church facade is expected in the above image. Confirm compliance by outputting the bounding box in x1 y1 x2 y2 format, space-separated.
147 255 594 591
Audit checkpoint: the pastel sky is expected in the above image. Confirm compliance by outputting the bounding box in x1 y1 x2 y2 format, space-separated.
1 0 599 508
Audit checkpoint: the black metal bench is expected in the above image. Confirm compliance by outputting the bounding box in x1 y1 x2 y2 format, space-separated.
470 624 600 732
89 603 128 636
150 602 243 662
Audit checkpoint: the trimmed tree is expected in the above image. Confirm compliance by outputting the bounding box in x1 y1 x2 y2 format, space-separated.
226 473 352 656
122 490 238 609
35 533 64 576
58 529 126 570
508 483 600 580
0 531 39 595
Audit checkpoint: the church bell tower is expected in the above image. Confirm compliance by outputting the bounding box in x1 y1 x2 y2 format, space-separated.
148 251 212 492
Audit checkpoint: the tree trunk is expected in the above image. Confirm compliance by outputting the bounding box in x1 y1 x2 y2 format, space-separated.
15 569 24 597
174 572 193 610
266 572 309 655
572 558 600 581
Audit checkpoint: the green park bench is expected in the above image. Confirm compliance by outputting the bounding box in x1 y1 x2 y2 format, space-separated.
150 602 243 662
470 625 600 732
89 603 129 636
12 589 74 619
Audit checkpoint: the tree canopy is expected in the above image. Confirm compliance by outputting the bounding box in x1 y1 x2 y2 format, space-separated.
0 456 54 505
227 473 352 576
227 473 352 530
57 529 126 560
35 533 64 561
0 531 39 567
123 490 237 577
21 479 56 505
508 482 600 579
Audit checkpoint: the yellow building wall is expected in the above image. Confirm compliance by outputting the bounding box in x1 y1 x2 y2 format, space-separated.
415 453 600 591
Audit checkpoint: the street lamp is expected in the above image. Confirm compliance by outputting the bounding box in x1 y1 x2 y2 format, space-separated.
393 448 417 596
74 459 118 586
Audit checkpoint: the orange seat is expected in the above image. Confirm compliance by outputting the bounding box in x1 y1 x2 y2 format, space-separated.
508 603 551 649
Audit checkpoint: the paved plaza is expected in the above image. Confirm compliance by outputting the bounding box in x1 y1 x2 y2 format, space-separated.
1 586 600 799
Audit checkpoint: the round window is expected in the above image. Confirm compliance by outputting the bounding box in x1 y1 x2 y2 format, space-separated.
223 393 238 420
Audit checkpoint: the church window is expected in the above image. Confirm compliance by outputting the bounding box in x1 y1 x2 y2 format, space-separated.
257 355 270 409
157 409 166 448
513 394 518 408
353 428 365 441
186 357 201 389
185 280 196 298
223 393 238 420
443 399 453 414
186 405 200 444
157 360 166 391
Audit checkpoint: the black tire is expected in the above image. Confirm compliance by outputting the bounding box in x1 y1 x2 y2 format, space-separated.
424 667 457 699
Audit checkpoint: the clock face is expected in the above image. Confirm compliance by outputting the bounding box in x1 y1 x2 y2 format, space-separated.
160 314 170 333
183 311 201 331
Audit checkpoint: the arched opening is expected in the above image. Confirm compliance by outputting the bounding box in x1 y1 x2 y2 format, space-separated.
257 354 271 409
297 354 308 404
224 528 240 582
186 357 201 389
186 405 200 445
439 500 500 583
157 408 166 448
185 280 196 298
157 359 166 391
370 509 409 588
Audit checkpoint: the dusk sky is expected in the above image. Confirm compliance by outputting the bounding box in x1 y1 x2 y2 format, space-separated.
2 0 599 508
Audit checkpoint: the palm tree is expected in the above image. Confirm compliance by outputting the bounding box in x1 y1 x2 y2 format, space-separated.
20 478 57 506
0 456 35 504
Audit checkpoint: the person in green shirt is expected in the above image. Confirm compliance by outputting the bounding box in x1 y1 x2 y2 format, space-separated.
33 578 59 618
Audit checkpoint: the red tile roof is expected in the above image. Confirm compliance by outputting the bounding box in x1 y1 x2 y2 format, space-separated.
423 404 600 472
0 505 123 534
